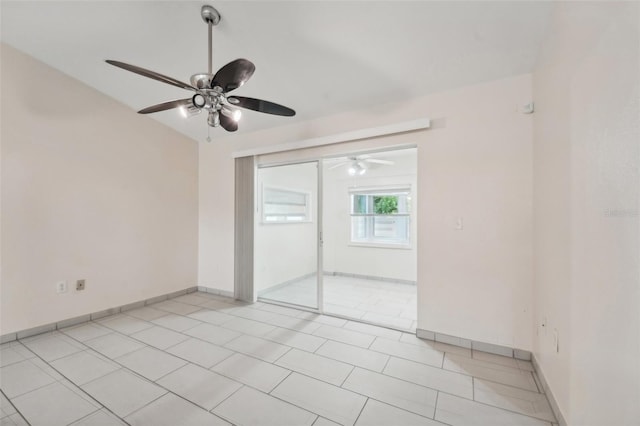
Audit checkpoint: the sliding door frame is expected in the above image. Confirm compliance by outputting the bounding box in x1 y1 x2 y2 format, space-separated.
254 158 324 313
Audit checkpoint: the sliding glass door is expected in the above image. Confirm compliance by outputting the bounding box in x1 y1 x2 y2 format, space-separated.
254 161 321 310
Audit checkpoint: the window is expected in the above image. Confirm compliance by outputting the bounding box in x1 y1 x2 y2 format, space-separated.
262 186 311 223
350 188 411 246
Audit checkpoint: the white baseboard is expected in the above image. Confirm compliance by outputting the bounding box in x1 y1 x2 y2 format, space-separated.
197 286 234 298
416 327 531 360
531 354 567 426
1 286 199 343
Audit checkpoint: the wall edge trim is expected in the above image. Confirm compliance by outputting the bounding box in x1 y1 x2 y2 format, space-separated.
1 286 200 342
232 118 431 158
416 327 530 359
531 353 568 426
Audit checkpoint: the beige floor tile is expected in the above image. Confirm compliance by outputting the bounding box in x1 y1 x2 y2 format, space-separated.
343 367 437 418
383 356 473 399
157 363 242 410
356 399 442 426
474 379 556 422
275 348 353 386
444 354 537 392
82 370 166 418
212 352 291 393
370 337 444 367
12 382 98 426
313 325 375 348
129 325 190 349
51 350 119 385
166 337 234 368
272 373 366 426
263 327 326 352
125 393 230 426
214 386 316 426
316 340 389 372
223 335 291 363
435 393 551 426
0 360 57 398
115 346 186 381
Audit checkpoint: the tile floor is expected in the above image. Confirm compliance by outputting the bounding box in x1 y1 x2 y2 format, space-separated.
259 275 418 331
0 291 557 426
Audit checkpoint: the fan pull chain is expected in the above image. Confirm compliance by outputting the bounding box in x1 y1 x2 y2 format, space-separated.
206 125 211 143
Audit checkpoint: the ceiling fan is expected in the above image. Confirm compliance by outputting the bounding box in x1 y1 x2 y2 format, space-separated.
328 155 395 176
105 5 295 133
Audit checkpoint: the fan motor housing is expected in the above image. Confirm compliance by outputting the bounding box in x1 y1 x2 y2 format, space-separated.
201 5 221 25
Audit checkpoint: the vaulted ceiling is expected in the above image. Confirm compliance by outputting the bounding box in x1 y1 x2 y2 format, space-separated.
1 1 553 142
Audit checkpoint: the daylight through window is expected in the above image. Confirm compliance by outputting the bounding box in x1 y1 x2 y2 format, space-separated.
350 188 411 246
262 186 311 223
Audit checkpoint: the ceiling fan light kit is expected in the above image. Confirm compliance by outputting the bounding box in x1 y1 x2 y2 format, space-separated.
348 162 367 176
330 155 396 176
105 5 295 135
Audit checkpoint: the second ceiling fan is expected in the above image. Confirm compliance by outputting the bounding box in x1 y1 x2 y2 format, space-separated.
106 5 295 132
329 155 395 176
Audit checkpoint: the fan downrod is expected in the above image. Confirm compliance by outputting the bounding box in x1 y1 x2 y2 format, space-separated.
201 5 221 25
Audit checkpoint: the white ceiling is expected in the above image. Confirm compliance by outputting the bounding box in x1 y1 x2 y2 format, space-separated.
1 1 552 142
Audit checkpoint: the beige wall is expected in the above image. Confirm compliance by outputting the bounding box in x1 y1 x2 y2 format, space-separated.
532 2 639 424
199 73 534 351
322 149 417 282
1 44 199 335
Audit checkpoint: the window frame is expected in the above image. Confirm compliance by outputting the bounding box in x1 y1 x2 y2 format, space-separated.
261 185 313 224
348 186 412 248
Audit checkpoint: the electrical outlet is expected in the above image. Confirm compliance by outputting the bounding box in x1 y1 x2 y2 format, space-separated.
76 279 86 291
56 281 67 294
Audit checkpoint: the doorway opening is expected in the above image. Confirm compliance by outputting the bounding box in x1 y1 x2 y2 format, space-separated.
254 147 417 331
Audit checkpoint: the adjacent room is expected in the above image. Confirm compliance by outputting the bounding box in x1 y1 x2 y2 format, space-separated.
255 147 418 331
1 2 638 426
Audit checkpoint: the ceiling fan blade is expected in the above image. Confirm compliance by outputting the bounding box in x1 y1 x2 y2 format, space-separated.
106 60 196 92
219 112 239 132
211 59 255 93
227 96 295 116
138 98 192 114
365 159 395 165
328 162 349 170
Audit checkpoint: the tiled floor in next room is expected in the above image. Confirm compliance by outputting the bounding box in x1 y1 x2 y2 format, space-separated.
260 275 418 331
1 291 556 426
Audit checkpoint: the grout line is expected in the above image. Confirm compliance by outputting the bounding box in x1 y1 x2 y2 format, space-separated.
367 336 377 349
137 296 540 397
268 370 294 395
312 339 328 355
271 346 294 364
208 383 245 413
14 342 131 426
0 389 32 426
180 295 556 423
62 331 231 422
70 407 111 425
381 354 392 373
339 365 356 387
531 370 543 394
352 397 370 426
121 391 169 421
471 377 475 401
7 293 553 426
